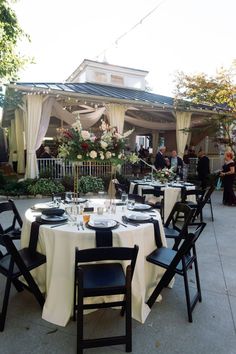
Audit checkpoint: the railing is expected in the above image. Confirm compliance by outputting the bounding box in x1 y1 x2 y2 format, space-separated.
37 156 224 180
37 158 116 179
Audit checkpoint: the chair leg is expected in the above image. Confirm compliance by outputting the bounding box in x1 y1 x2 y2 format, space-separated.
73 270 77 321
77 272 84 354
0 276 12 332
182 268 193 323
125 271 132 352
193 258 202 302
209 199 214 221
21 271 44 307
147 269 175 309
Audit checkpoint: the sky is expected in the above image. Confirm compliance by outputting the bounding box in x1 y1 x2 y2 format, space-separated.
12 0 236 97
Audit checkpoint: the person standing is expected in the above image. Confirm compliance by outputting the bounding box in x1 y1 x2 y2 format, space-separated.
154 146 168 170
40 146 52 158
220 151 236 206
197 150 210 190
169 150 183 178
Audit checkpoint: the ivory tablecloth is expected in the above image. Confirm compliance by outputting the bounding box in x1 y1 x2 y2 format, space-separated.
21 203 167 327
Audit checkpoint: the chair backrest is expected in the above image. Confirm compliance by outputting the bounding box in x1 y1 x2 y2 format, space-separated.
141 187 164 198
164 202 195 229
181 188 204 203
51 192 66 201
166 222 206 271
128 194 145 204
75 245 139 279
0 199 23 234
192 184 215 220
0 234 39 275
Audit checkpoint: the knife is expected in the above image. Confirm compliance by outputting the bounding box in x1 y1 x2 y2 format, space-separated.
50 223 68 228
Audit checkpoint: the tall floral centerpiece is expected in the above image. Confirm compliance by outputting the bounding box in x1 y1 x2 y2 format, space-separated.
58 117 134 196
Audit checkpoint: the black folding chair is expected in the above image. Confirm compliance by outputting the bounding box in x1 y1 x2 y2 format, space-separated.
190 185 215 222
51 192 66 202
128 194 145 204
73 245 139 354
142 187 165 220
146 222 206 322
0 234 46 331
0 199 23 240
164 202 195 250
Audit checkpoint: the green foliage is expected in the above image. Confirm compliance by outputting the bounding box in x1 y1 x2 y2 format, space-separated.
0 0 31 82
174 62 236 155
38 168 53 179
0 171 7 186
27 178 65 196
0 178 33 196
78 176 104 194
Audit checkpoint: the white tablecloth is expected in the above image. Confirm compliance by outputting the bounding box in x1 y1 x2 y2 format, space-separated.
21 202 167 327
129 182 196 222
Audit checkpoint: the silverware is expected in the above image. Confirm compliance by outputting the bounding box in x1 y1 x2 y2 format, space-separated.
80 221 84 230
122 219 140 227
50 223 68 228
115 220 127 228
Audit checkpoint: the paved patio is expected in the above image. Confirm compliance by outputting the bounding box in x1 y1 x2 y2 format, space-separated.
0 191 236 354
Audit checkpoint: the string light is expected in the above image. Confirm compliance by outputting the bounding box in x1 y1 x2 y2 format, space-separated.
95 0 169 60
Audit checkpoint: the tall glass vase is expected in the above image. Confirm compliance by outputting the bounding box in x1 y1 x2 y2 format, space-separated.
73 162 79 203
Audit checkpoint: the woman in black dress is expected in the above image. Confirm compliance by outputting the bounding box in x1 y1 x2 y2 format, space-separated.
220 151 236 206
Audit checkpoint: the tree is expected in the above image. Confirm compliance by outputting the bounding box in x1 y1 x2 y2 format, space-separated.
0 0 30 82
174 61 236 155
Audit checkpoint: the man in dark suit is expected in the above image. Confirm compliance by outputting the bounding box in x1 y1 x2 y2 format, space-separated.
197 150 210 189
169 150 183 178
154 146 168 170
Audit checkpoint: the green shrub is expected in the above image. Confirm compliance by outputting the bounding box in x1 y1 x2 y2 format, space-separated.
0 178 34 196
78 176 104 194
0 172 7 186
39 168 53 179
27 178 65 196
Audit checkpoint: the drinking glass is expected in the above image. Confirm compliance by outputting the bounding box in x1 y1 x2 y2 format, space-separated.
53 196 61 207
121 193 128 204
83 214 90 223
127 198 135 210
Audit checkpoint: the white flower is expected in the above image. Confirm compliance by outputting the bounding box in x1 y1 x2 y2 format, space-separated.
101 120 108 131
105 151 112 159
115 133 123 140
100 140 108 149
72 116 82 131
81 130 90 140
77 154 82 159
128 153 140 164
89 150 97 159
123 129 134 138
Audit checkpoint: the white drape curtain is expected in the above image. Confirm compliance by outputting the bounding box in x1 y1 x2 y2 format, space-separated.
125 115 176 130
51 101 76 126
15 109 25 173
75 107 105 129
9 119 17 163
52 104 105 129
175 111 192 158
105 103 127 133
152 131 159 156
25 96 54 178
35 97 55 150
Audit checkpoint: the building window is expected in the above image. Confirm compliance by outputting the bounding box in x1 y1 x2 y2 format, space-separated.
95 72 107 83
111 74 124 86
